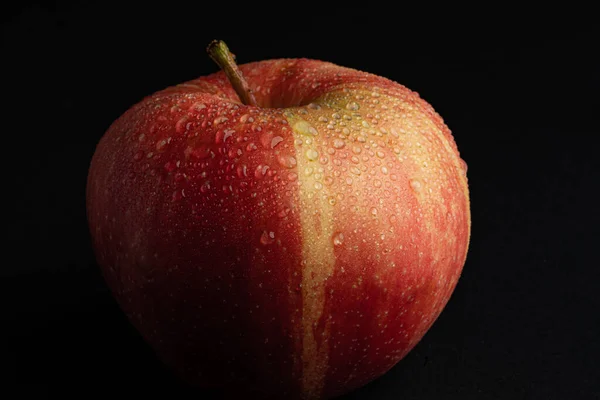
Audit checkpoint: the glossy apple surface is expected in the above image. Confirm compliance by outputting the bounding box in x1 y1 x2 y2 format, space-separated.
87 57 470 399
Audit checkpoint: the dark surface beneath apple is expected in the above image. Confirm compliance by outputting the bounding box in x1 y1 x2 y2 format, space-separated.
3 3 598 399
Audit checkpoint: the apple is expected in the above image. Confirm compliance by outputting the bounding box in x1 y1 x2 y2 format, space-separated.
86 40 470 399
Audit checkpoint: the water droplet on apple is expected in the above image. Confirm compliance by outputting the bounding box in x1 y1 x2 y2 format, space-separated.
350 167 361 175
370 207 378 216
246 143 258 151
185 145 211 160
314 182 323 190
293 120 318 136
333 139 345 149
189 102 206 112
176 117 189 133
376 151 385 159
288 172 298 181
277 208 291 218
214 116 229 125
304 167 314 176
255 164 270 179
460 158 468 174
332 113 341 120
307 103 321 110
278 155 297 169
156 139 167 150
305 149 319 161
271 136 284 148
200 182 211 193
237 164 248 178
381 166 389 174
373 179 382 188
260 231 275 245
346 101 360 111
333 232 345 246
134 151 144 161
410 179 422 191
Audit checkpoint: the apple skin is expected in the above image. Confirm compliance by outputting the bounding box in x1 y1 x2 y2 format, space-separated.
87 58 470 399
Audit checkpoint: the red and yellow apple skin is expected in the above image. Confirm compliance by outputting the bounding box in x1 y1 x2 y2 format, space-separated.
87 58 470 399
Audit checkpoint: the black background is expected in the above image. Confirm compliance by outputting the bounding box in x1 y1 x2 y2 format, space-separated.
3 2 599 399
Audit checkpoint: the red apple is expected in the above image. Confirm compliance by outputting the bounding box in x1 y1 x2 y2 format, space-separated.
86 41 470 399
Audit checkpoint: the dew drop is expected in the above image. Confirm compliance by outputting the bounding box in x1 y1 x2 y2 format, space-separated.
277 208 291 218
255 165 270 179
333 232 345 246
314 182 323 190
260 231 275 245
214 117 229 125
307 103 321 110
370 207 378 216
333 139 346 149
237 164 248 178
189 102 206 112
216 129 235 144
185 145 211 160
305 167 314 176
176 117 188 133
346 101 360 111
373 179 382 188
224 129 235 142
352 146 362 154
288 172 298 181
271 136 284 148
381 166 389 174
306 149 319 161
293 120 318 136
461 158 468 174
332 113 341 120
376 151 385 159
410 179 422 191
278 154 297 169
246 143 258 151
156 139 167 150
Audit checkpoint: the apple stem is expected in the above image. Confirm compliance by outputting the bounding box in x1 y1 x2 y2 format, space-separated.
207 40 258 107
